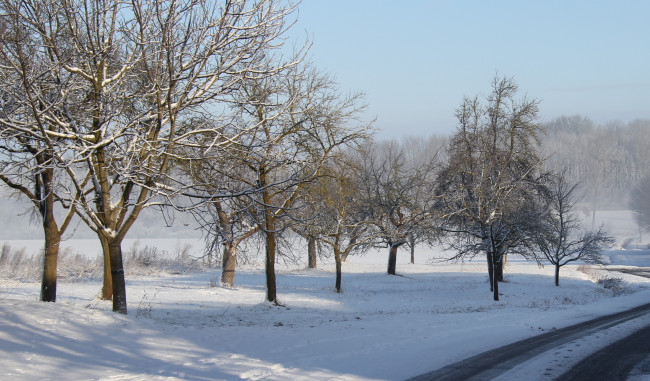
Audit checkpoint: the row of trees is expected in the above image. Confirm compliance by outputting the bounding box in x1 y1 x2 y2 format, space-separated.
0 0 372 313
0 0 617 312
197 76 614 301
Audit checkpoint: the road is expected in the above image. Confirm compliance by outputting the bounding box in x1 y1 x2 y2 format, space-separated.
555 322 650 380
406 302 650 381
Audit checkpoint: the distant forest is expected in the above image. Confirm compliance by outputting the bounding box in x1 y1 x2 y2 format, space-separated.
540 115 650 211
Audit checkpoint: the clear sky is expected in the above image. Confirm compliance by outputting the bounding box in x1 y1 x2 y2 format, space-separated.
288 1 650 139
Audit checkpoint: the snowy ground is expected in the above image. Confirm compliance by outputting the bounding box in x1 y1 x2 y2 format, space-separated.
1 211 650 380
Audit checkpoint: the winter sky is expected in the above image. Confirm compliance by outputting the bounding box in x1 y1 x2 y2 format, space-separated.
289 1 650 139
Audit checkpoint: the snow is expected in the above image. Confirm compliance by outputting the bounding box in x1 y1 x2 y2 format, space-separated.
1 211 650 380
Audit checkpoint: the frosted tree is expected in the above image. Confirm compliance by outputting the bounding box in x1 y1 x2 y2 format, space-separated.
301 155 377 292
536 172 615 286
435 76 545 301
184 62 372 304
0 0 300 313
357 140 439 275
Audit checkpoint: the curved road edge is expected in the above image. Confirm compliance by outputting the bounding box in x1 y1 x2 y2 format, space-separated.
406 302 650 381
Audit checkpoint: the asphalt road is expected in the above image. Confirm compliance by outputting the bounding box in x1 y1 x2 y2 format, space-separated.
555 322 650 380
406 302 650 381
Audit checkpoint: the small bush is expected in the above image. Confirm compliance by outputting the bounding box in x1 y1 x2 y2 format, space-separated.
597 276 627 296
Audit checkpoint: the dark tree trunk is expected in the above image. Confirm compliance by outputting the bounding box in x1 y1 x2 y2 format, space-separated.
265 229 277 303
307 236 317 269
99 234 112 300
221 243 236 286
410 243 415 264
493 259 500 301
555 263 560 286
334 249 342 293
387 243 398 275
486 251 494 292
108 240 127 314
495 258 504 282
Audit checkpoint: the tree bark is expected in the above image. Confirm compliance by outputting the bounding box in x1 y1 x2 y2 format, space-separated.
410 243 415 264
39 169 60 303
486 251 494 292
492 258 500 301
495 258 504 282
108 240 127 314
307 236 317 268
334 249 342 293
99 234 112 300
40 216 60 303
221 243 236 286
265 229 277 303
555 263 560 286
387 243 399 275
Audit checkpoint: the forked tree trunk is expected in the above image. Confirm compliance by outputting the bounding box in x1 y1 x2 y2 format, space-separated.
221 243 236 286
108 240 127 314
555 263 560 286
387 243 399 275
99 234 112 300
307 236 317 269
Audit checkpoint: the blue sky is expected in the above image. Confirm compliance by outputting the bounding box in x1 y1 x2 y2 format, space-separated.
288 1 650 139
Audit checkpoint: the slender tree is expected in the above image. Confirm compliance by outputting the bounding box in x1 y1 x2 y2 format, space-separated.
304 156 376 292
0 2 80 302
536 172 615 286
630 173 650 234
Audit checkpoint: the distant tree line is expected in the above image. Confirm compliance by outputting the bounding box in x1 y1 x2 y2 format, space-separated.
541 115 650 214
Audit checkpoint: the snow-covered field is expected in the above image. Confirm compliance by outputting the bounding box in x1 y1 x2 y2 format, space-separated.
1 211 650 380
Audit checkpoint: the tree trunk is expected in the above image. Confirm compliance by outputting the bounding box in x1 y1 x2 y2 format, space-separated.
387 243 398 275
265 229 277 303
108 240 127 314
495 258 504 282
409 233 415 264
334 249 342 293
492 258 499 301
99 234 112 300
307 236 317 269
486 251 494 292
40 216 60 303
39 169 60 303
221 243 236 286
410 243 415 264
555 263 560 286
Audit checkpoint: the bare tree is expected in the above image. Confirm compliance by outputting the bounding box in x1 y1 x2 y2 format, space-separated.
630 173 650 234
536 172 615 286
185 62 372 304
303 155 376 292
0 1 82 302
435 75 545 300
0 0 300 313
357 140 439 275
